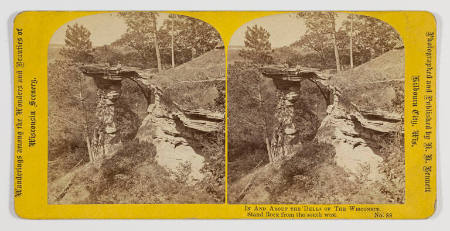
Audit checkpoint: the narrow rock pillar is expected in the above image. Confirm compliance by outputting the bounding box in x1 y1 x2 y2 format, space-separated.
80 65 129 162
90 78 123 161
270 82 302 163
260 66 322 164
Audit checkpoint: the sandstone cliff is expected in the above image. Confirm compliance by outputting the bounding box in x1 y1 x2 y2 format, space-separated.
229 48 404 204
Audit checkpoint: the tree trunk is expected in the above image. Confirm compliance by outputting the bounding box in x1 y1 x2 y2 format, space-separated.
85 135 93 162
191 47 197 59
332 32 341 73
171 17 175 68
331 15 341 73
264 133 273 163
350 14 354 69
320 45 327 67
152 14 162 72
78 71 93 162
257 82 273 162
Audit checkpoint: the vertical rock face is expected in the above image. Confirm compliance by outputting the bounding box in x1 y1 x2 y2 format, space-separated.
136 85 224 185
80 64 224 184
136 86 205 184
261 65 403 182
260 66 321 164
80 65 138 162
270 84 302 163
315 86 403 182
315 87 383 182
90 78 123 161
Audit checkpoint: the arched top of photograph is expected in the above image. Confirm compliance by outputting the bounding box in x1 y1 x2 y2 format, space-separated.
47 12 226 205
228 12 403 70
227 12 405 205
49 12 223 71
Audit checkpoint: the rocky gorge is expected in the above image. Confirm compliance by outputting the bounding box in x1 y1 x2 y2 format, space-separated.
229 47 405 204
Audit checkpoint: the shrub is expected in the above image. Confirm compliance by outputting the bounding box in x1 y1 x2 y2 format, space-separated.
197 129 226 202
100 140 156 182
378 131 405 203
280 141 335 183
78 138 221 204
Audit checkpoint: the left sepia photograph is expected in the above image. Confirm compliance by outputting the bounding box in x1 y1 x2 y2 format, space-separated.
47 12 225 204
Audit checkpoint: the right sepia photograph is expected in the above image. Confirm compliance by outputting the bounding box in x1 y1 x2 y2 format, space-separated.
227 12 405 204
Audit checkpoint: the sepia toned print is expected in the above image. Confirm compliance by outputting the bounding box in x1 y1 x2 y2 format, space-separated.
47 12 225 204
227 12 405 204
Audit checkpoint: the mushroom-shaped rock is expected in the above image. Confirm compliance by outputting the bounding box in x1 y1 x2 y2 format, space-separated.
79 64 142 162
260 65 324 163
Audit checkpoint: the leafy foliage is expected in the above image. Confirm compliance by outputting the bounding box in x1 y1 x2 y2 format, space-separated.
162 16 221 58
116 12 162 70
74 140 220 204
297 12 341 71
113 13 222 69
280 142 335 184
340 14 402 65
284 12 402 70
48 13 226 204
227 62 277 162
198 129 226 202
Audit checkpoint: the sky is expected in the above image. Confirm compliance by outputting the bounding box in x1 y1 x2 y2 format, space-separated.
50 12 350 48
229 12 349 48
49 12 170 46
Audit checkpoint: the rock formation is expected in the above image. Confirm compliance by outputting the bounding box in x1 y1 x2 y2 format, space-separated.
80 64 138 161
135 84 224 184
80 64 224 184
315 85 401 182
260 66 327 163
260 65 403 182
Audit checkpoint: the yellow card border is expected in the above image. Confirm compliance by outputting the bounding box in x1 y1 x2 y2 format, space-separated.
13 11 436 219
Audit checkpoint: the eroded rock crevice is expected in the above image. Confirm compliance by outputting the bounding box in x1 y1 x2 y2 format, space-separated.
80 64 224 185
269 84 302 163
81 68 126 161
261 65 403 182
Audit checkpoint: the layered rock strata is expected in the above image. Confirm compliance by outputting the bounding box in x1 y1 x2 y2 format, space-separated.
136 85 223 184
260 66 322 163
81 64 224 183
261 65 402 182
80 65 135 161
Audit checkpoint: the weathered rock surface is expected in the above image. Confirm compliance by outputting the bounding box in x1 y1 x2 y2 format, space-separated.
174 107 224 133
261 64 403 182
229 49 404 204
135 85 223 185
80 64 224 184
315 48 405 182
80 65 131 161
261 66 329 163
315 84 402 182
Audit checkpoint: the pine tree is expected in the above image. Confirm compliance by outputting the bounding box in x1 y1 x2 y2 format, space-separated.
239 25 273 65
60 23 93 63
